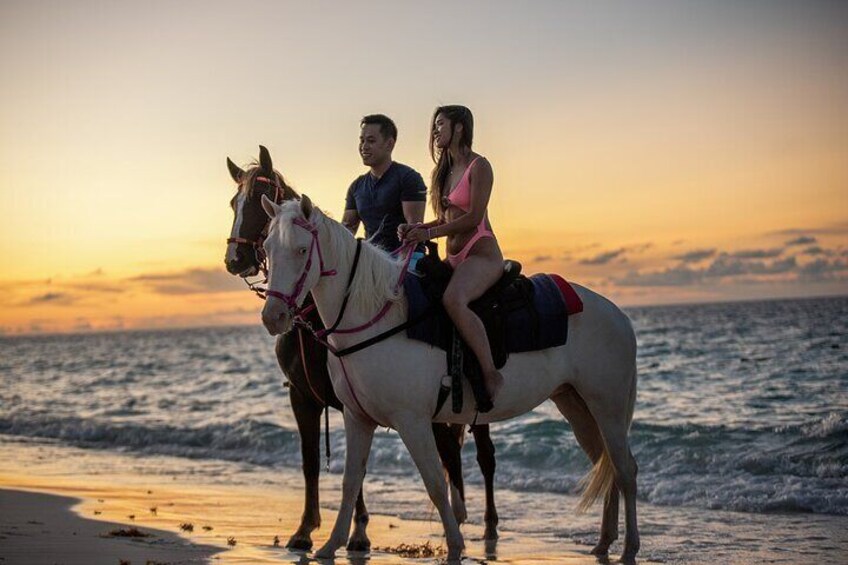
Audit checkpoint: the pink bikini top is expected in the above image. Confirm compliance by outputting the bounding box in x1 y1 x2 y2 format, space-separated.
446 156 481 212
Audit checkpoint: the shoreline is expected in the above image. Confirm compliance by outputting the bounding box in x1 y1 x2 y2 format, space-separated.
0 464 598 565
3 437 846 564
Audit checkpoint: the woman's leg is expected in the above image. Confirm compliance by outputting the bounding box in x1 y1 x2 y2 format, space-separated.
442 252 505 401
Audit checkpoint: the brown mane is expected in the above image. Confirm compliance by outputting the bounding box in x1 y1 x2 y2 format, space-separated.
240 163 300 201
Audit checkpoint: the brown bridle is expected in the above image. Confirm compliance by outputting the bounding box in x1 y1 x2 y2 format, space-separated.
227 175 286 298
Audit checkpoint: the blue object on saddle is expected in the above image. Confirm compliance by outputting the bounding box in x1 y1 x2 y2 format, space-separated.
404 273 570 354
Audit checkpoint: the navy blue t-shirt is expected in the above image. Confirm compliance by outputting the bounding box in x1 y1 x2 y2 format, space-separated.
345 162 427 251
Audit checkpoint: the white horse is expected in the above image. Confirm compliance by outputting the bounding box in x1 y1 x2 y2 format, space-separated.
259 195 640 563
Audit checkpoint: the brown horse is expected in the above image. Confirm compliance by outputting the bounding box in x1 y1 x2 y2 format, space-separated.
224 146 500 549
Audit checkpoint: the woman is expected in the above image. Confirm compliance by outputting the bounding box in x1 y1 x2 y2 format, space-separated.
400 105 504 410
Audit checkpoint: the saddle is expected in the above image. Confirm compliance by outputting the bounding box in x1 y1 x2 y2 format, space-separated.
405 242 583 413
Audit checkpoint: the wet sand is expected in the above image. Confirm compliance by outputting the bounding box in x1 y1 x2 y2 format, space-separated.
0 469 598 564
0 487 220 565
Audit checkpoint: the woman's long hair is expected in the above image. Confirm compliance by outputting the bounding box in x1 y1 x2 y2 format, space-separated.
429 105 474 218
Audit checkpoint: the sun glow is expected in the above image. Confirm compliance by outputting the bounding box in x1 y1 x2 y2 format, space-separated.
1 1 846 334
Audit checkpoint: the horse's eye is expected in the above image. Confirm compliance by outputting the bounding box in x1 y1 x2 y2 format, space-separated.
298 247 308 256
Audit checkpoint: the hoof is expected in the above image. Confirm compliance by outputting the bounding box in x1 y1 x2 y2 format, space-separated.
346 536 371 551
590 543 610 556
619 549 638 564
314 543 336 559
285 534 313 551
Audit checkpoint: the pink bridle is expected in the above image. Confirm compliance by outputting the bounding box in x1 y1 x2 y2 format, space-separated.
265 216 337 315
264 215 417 428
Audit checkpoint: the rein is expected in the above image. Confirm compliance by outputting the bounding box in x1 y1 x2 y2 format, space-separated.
288 237 418 356
261 213 422 429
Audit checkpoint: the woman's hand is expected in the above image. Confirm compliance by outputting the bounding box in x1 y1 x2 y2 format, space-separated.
404 226 430 243
397 223 420 241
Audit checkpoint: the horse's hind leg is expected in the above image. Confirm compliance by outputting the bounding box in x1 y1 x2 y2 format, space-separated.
596 422 639 562
585 388 639 563
471 424 499 540
396 418 465 562
434 423 467 524
315 412 375 559
552 385 618 555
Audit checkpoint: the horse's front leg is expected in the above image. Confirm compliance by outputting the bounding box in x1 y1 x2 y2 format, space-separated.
347 482 371 551
433 423 467 524
314 411 375 559
396 418 465 562
286 381 323 550
471 424 499 540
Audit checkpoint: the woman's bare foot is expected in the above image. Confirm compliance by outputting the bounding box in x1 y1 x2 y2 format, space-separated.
484 369 504 404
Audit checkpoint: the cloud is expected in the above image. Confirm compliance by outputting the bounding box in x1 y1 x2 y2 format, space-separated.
629 243 653 253
802 246 825 256
799 258 848 281
614 255 805 287
706 256 797 277
786 236 817 246
615 266 702 287
531 254 552 263
66 282 126 294
27 292 78 306
771 222 848 237
673 248 716 263
726 248 783 259
130 267 246 295
581 248 626 265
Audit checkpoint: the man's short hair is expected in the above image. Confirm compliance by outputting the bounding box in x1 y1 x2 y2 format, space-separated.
360 114 398 142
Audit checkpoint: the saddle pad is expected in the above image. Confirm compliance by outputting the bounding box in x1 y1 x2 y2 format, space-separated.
404 273 583 353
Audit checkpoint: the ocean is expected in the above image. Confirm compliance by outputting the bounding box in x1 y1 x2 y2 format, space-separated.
2 295 847 564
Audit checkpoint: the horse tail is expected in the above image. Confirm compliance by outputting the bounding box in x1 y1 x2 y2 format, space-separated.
576 450 615 513
577 321 638 514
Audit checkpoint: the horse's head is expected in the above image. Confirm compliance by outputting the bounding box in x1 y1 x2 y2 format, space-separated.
260 195 329 335
224 145 299 277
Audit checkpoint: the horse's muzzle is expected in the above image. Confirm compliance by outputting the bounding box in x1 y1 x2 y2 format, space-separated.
261 297 292 336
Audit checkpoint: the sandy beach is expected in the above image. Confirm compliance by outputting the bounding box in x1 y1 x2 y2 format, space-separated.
0 442 598 565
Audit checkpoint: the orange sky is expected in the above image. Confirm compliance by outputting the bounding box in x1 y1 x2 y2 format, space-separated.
1 1 846 335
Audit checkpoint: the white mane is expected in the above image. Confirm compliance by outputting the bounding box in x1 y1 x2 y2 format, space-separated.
274 200 405 315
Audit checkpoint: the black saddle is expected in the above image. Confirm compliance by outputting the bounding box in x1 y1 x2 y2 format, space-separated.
414 242 536 412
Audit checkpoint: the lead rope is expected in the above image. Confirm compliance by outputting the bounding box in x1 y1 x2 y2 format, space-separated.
324 404 330 472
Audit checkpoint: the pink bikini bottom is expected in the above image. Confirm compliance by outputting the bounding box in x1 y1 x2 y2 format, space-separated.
447 228 495 269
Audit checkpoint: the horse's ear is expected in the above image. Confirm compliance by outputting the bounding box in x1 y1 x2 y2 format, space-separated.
300 194 313 220
259 145 273 176
261 194 279 218
227 157 244 183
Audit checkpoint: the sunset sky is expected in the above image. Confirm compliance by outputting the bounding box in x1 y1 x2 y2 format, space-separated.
1 0 846 335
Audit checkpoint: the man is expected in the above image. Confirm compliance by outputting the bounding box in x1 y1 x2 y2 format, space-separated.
342 114 427 252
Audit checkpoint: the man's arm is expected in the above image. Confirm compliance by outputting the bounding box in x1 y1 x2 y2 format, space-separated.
343 180 361 235
401 201 425 225
342 209 361 235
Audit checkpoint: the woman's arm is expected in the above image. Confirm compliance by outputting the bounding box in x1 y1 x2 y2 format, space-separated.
398 218 443 241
